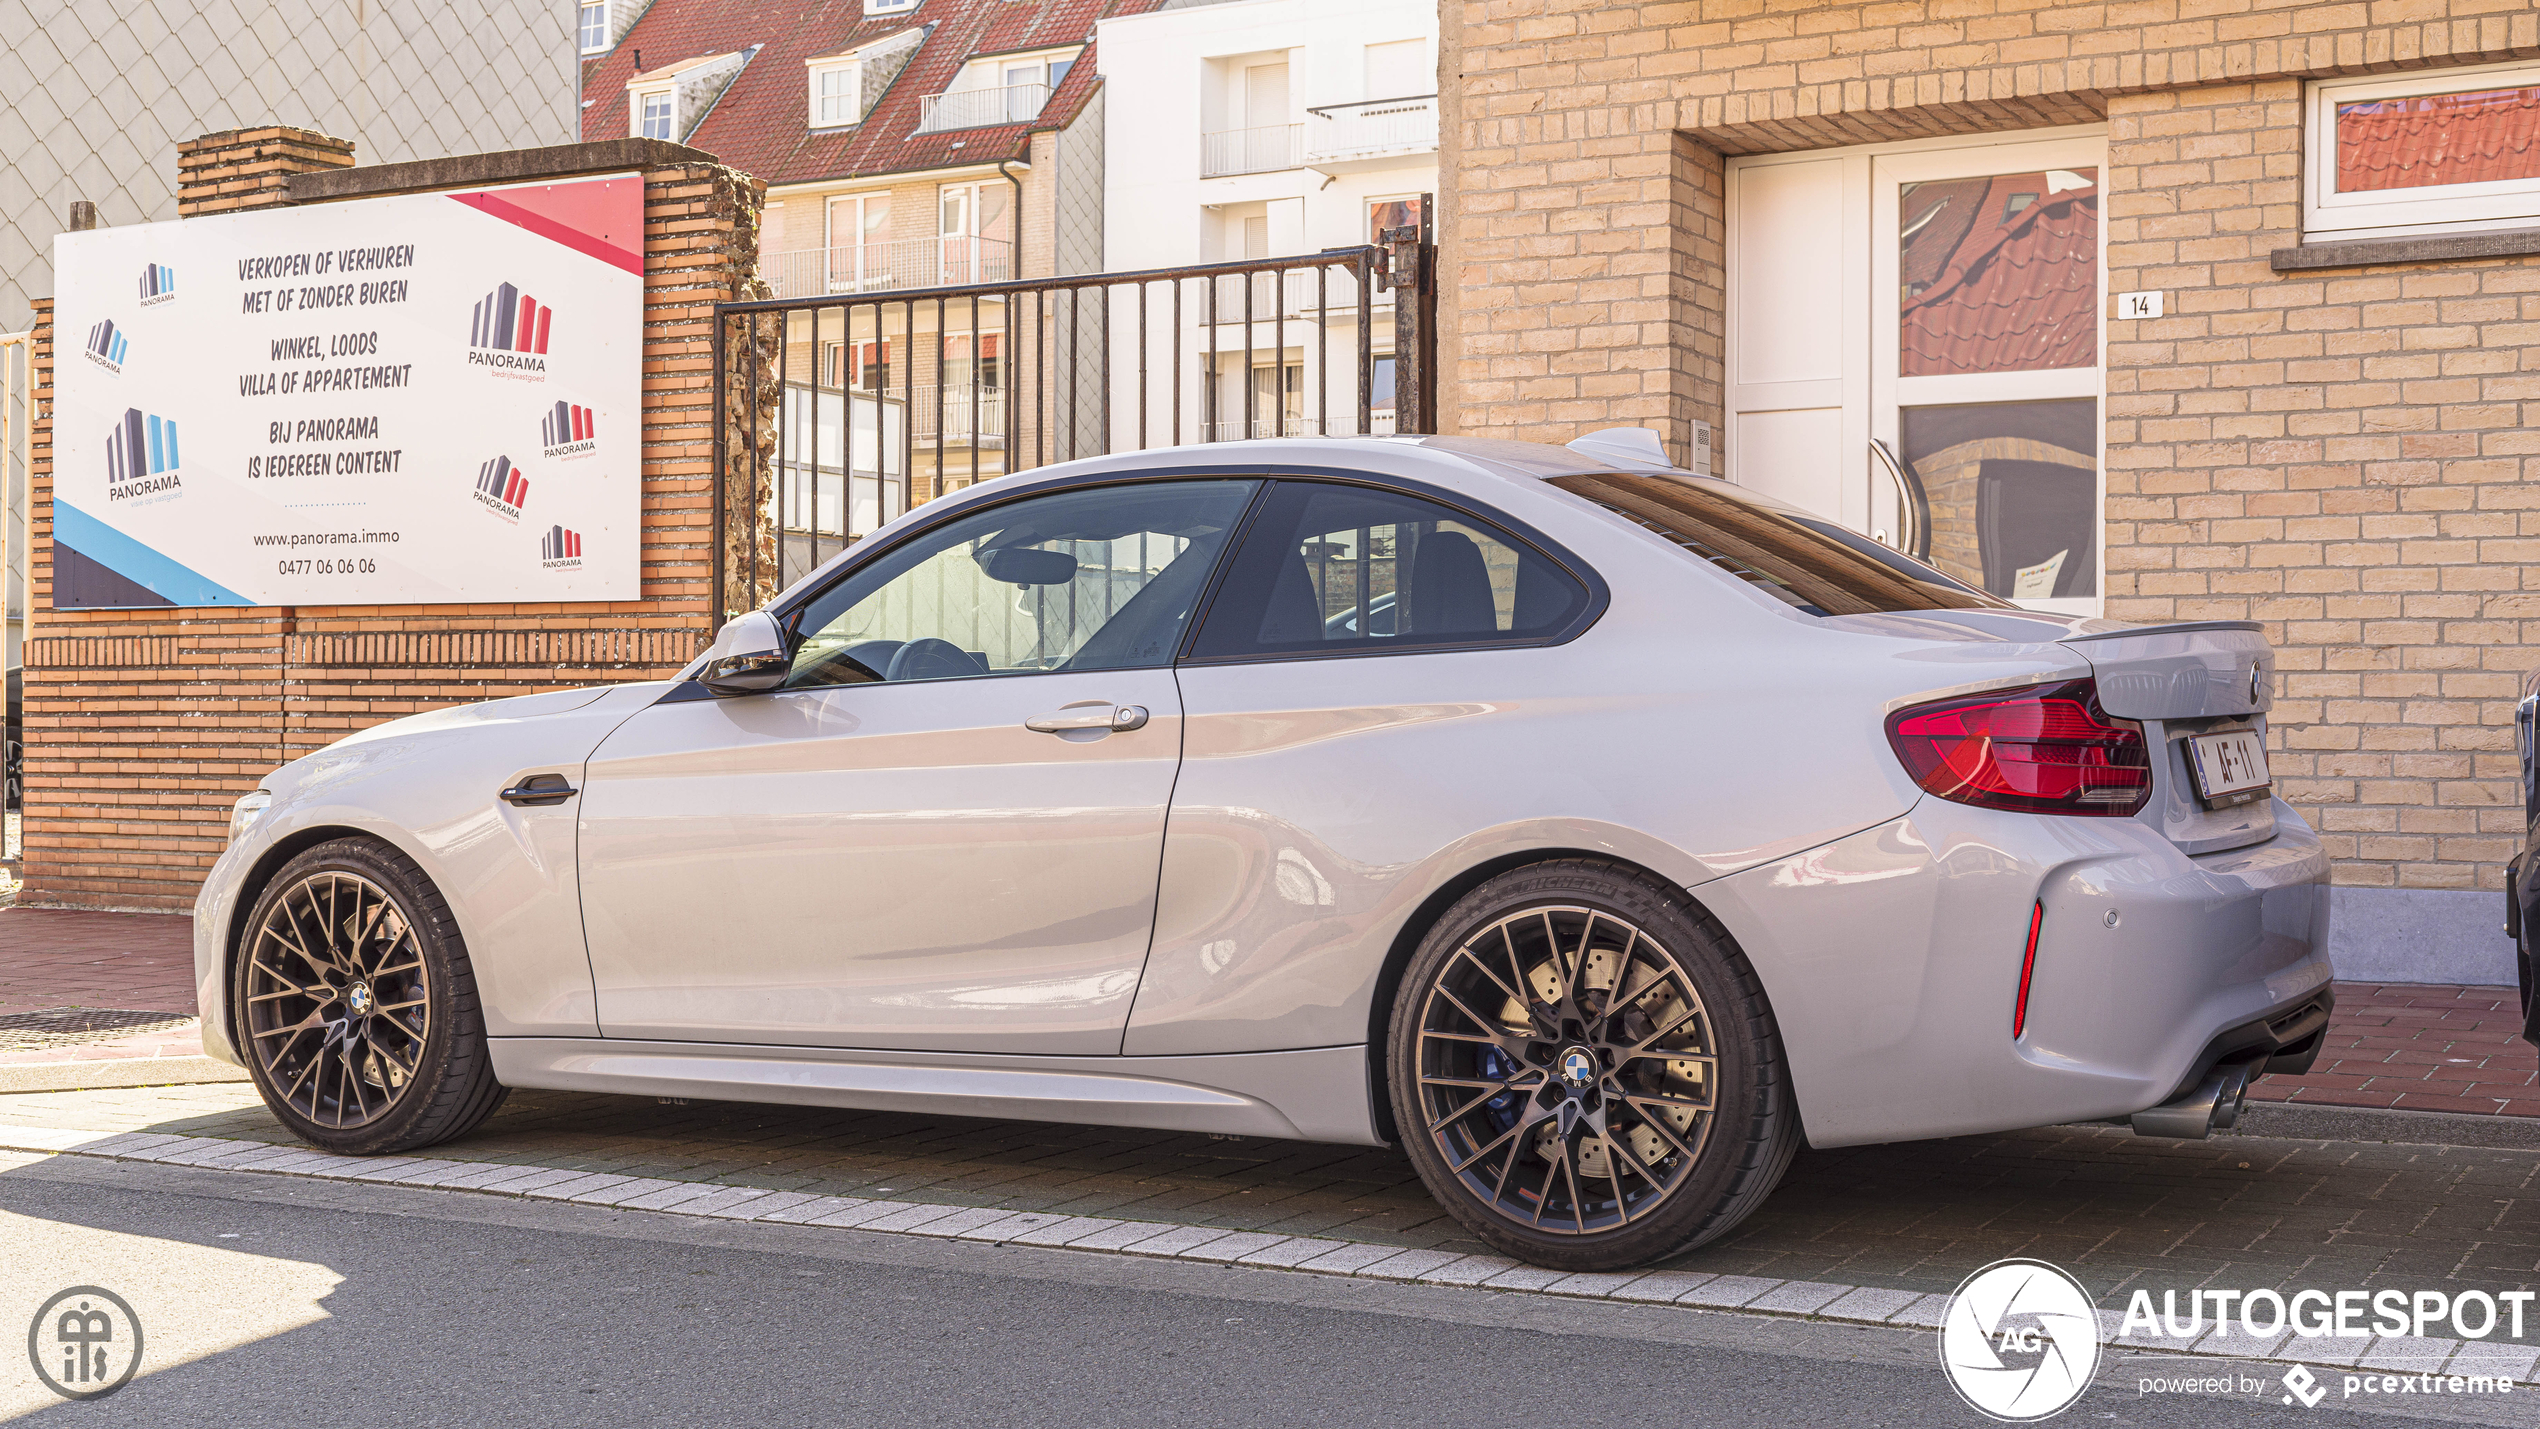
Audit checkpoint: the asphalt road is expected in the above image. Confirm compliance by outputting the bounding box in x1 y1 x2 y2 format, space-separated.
0 1155 2531 1429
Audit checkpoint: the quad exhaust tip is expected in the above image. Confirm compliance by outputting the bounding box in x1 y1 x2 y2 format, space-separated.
2130 1059 2257 1140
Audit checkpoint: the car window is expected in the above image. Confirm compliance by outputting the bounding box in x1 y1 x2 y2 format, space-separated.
1187 482 1590 660
1547 470 2008 615
783 479 1259 686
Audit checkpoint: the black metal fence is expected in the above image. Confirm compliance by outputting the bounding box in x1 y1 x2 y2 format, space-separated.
711 212 1435 624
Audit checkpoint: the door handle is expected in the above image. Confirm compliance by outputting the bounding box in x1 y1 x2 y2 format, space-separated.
1025 703 1148 734
500 774 578 806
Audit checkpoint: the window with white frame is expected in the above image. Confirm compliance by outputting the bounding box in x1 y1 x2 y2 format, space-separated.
578 0 608 54
633 86 674 140
810 60 858 128
2306 62 2540 241
864 0 917 14
1726 131 2107 615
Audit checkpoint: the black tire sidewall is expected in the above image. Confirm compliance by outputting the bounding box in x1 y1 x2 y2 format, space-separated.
233 837 481 1156
1387 861 1788 1271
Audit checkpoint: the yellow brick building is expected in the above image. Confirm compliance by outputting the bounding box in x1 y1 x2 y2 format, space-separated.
1439 0 2540 980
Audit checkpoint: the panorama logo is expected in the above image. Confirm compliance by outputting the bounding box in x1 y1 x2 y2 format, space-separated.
540 400 597 459
137 263 176 307
466 280 552 378
471 455 530 522
1939 1259 2101 1421
83 317 128 373
104 408 182 503
538 524 584 570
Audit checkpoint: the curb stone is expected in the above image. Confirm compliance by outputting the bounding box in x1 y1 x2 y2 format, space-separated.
4 1121 2539 1387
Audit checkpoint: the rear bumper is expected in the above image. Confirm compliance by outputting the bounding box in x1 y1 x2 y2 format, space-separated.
1703 797 2333 1148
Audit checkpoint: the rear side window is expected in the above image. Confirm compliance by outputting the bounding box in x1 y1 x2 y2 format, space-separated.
1549 471 2007 615
1187 482 1591 660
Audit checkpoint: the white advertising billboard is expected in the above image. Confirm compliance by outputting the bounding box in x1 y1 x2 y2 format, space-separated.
50 174 643 608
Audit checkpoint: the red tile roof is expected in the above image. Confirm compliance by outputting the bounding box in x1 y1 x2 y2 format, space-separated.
1899 170 2099 378
2335 86 2540 193
581 0 1154 188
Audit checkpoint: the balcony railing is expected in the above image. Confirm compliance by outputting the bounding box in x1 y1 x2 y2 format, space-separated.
1305 94 1439 163
915 82 1052 134
1201 123 1304 178
1204 410 1394 440
911 385 1007 442
765 237 1015 298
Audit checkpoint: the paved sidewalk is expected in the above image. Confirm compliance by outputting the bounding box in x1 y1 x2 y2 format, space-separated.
0 908 230 1088
2249 983 2540 1117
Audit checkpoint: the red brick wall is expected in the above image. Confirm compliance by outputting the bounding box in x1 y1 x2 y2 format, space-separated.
22 131 766 910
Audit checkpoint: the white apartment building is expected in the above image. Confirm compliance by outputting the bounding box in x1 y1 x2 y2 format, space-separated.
1098 0 1437 442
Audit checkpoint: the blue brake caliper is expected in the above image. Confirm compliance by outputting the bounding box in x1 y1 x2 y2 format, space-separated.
1476 1045 1521 1135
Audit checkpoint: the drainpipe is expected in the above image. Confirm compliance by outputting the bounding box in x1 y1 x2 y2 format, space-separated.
996 158 1026 277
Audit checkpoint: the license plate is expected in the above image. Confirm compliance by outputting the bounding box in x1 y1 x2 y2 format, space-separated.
2186 729 2271 808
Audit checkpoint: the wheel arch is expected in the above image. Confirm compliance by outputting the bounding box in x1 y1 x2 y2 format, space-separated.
1361 847 1719 1145
219 823 410 1044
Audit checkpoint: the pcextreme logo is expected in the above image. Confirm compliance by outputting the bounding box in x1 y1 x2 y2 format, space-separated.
1940 1259 2100 1421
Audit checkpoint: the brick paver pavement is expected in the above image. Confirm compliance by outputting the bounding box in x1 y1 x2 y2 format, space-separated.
6 1080 2540 1311
2247 983 2540 1117
0 907 201 1065
0 908 195 1016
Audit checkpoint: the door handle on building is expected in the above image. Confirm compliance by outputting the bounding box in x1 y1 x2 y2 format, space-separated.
1025 703 1148 734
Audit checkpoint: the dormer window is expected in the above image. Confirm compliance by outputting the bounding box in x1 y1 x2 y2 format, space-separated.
865 0 917 14
810 60 858 128
634 86 674 139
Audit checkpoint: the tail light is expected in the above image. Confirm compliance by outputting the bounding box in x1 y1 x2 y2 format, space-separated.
1886 679 2151 817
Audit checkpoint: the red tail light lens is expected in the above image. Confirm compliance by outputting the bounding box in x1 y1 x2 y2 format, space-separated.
1886 679 2151 817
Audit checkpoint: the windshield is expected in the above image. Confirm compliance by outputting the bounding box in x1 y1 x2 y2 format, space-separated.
1548 470 2009 615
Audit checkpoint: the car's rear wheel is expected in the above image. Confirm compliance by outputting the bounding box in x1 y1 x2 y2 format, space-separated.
235 837 507 1155
1388 859 1800 1271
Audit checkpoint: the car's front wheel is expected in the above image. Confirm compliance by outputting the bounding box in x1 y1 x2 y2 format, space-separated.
1389 859 1800 1271
234 837 507 1155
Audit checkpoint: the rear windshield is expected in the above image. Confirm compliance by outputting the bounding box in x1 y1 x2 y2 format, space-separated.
1548 471 2008 615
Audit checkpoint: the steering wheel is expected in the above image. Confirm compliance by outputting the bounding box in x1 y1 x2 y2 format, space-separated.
884 637 980 682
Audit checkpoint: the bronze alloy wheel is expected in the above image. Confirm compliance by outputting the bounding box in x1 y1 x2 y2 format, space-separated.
1391 859 1799 1270
236 839 508 1154
1414 903 1717 1235
243 869 435 1130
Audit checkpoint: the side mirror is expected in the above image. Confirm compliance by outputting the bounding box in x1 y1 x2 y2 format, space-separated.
697 610 789 696
978 545 1078 586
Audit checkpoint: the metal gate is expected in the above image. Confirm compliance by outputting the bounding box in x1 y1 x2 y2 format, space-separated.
710 211 1435 624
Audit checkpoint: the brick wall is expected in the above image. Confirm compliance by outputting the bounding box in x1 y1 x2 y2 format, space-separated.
23 131 767 910
2102 80 2540 903
1445 0 2540 973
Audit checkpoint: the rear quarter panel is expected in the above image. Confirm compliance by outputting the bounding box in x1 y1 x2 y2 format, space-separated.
1123 476 2098 1057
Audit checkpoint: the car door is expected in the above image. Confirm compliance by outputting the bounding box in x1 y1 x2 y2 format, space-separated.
1126 478 1600 1056
579 477 1260 1055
